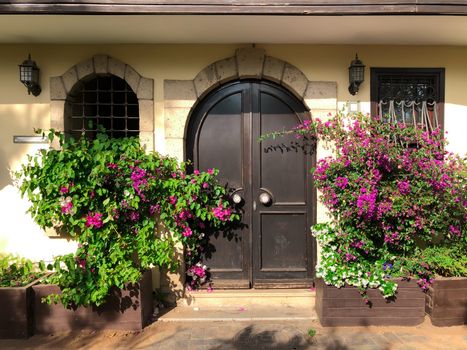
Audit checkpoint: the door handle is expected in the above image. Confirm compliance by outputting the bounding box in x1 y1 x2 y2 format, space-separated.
231 188 244 204
232 193 242 204
259 192 272 206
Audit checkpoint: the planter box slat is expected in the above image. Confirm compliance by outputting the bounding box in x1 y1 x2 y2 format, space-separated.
316 279 425 327
322 297 422 308
33 270 153 334
322 288 423 300
431 278 467 289
320 317 424 327
425 277 467 327
430 307 465 318
434 289 466 300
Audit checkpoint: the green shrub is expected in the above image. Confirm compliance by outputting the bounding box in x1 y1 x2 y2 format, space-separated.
0 254 45 287
16 130 238 307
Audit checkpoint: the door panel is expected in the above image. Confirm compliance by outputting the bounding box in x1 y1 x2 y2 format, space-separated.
260 213 307 271
252 83 313 285
198 93 243 189
187 86 251 283
187 80 315 288
259 92 307 204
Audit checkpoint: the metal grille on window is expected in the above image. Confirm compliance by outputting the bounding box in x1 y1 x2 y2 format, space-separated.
65 75 139 140
377 75 440 131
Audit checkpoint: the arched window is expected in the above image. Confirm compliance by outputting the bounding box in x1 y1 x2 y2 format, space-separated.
64 74 140 140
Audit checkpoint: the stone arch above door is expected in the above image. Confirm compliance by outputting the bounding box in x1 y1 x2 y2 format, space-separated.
163 47 337 161
49 55 154 150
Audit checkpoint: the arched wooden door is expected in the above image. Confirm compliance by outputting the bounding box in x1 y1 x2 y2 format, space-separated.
186 81 316 288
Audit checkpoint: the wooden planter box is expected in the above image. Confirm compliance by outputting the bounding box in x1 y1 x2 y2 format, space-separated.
32 270 153 334
0 277 43 339
426 277 467 327
315 278 425 326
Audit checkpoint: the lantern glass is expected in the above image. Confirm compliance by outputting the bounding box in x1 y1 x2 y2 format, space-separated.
20 66 33 84
19 54 41 96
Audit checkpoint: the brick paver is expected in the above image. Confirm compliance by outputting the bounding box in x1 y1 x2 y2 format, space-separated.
0 318 466 349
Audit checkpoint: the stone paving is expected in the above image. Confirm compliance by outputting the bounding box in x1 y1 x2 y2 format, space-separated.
1 317 466 350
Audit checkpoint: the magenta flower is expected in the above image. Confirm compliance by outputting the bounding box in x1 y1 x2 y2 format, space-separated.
60 186 69 194
212 204 231 221
149 204 160 215
207 168 214 175
85 212 103 229
335 177 349 189
61 201 73 214
182 226 193 237
129 211 140 222
169 196 177 205
449 225 461 237
397 180 410 195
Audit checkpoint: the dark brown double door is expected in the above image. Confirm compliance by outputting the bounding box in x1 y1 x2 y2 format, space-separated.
187 81 316 288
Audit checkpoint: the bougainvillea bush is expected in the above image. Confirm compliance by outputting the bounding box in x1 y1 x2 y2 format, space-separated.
16 130 237 307
0 254 45 287
285 112 466 300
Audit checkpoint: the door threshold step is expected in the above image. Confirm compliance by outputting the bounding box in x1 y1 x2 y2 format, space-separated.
158 306 318 322
179 288 316 308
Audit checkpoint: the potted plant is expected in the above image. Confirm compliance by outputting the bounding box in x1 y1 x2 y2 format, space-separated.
0 254 45 338
16 130 237 332
269 112 465 326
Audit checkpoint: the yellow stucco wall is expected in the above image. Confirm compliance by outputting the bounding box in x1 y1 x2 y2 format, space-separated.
1 44 466 262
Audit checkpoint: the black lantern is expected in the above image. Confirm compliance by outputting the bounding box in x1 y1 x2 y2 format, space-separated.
19 54 41 96
348 54 365 95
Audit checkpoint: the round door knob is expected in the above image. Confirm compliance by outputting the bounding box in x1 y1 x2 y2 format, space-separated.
259 192 272 205
232 193 243 204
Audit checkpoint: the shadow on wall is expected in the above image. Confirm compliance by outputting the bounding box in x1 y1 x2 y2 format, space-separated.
0 184 77 260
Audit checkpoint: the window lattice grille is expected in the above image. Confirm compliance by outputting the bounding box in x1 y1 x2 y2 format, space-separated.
65 75 139 140
372 69 444 131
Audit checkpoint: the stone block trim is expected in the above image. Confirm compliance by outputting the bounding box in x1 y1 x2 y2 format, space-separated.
49 55 155 150
282 64 309 98
164 80 197 108
236 47 265 79
164 49 339 143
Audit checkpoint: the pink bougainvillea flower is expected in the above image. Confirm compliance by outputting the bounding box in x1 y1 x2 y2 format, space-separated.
182 226 193 237
212 204 232 221
194 169 200 175
397 180 410 195
149 204 161 215
61 201 73 214
60 186 69 194
85 212 103 229
207 168 214 175
335 177 349 189
169 196 177 205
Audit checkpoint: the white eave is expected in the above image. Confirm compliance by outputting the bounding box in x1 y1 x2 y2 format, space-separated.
0 15 466 45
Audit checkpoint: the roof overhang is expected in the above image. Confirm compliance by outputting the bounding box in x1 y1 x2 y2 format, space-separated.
1 1 466 16
0 15 467 45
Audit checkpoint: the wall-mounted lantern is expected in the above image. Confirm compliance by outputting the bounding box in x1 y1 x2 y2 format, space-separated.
19 54 41 96
348 54 365 95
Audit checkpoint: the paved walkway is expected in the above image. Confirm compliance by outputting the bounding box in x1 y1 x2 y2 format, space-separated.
1 316 466 350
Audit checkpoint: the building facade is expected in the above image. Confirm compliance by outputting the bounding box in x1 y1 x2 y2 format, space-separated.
1 1 466 295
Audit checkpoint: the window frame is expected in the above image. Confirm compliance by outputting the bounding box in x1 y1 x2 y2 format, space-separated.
370 67 445 130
